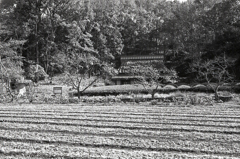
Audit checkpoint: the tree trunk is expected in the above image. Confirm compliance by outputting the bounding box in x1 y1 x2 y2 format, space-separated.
77 88 80 99
35 1 42 83
214 85 220 101
36 45 39 83
151 91 155 100
151 85 159 100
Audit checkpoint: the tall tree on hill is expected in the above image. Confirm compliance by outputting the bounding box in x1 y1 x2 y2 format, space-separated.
13 0 85 80
200 0 240 79
0 0 25 79
0 3 25 99
91 0 123 66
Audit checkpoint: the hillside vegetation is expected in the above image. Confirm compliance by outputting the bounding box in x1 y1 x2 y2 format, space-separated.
0 0 240 83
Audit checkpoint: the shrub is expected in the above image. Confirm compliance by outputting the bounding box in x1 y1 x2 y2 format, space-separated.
133 94 147 103
93 82 105 87
218 96 232 102
69 98 79 103
105 96 115 103
151 100 158 105
79 95 121 103
184 94 213 106
120 95 134 103
104 79 115 86
163 85 177 90
178 85 191 90
43 95 56 104
60 96 69 104
25 65 49 82
143 94 152 99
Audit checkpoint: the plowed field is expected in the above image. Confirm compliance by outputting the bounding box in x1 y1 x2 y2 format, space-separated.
0 103 240 159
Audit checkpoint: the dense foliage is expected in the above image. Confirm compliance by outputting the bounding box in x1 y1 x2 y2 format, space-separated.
0 0 239 83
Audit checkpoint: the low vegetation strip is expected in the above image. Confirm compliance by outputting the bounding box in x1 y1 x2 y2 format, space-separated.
0 103 240 158
1 127 239 144
1 125 240 156
1 136 240 157
1 122 240 142
1 114 240 125
76 84 240 96
2 141 237 159
5 111 240 117
0 104 239 113
1 116 240 129
1 119 240 135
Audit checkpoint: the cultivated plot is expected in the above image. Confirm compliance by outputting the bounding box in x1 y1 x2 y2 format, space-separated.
0 103 240 158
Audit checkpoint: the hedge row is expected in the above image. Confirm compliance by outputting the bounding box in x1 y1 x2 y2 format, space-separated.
72 84 240 96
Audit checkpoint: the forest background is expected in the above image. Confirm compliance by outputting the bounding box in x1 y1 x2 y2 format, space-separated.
0 0 240 84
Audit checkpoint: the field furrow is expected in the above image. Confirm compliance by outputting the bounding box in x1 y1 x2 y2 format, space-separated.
0 126 240 144
0 129 239 154
0 115 240 128
2 141 238 159
1 118 240 134
0 103 239 158
1 110 240 120
1 114 240 124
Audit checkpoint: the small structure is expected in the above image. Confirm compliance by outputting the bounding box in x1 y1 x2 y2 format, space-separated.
53 87 62 95
112 55 164 85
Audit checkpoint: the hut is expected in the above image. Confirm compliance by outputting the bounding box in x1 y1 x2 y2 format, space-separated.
112 55 164 85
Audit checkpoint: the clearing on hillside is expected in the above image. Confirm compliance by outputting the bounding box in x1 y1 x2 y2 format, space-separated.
0 103 240 158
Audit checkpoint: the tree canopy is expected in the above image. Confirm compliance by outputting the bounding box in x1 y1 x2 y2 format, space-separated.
0 0 239 83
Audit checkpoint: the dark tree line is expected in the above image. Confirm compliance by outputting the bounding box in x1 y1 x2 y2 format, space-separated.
0 0 240 83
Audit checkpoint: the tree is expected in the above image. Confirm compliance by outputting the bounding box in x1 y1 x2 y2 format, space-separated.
192 54 235 100
13 0 79 80
90 0 124 68
63 47 115 99
124 61 177 99
0 0 26 101
60 2 117 99
200 0 240 79
0 41 24 79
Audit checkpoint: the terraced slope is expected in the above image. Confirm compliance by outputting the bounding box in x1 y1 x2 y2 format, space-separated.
0 103 240 158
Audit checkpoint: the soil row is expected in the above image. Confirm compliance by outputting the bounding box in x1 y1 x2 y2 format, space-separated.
1 117 240 129
1 114 240 124
0 105 238 114
1 127 240 144
1 124 240 142
1 110 240 119
2 141 235 159
1 120 240 135
0 136 239 157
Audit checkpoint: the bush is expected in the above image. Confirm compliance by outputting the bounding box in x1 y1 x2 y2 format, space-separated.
184 94 213 106
151 100 158 105
69 98 79 103
218 96 232 102
60 97 69 104
80 95 122 103
25 65 48 82
178 85 191 90
104 79 115 86
43 95 56 104
119 95 134 103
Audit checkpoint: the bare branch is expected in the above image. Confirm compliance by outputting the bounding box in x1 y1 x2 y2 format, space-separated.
81 77 98 93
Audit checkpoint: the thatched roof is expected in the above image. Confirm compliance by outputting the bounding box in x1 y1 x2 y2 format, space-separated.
121 55 164 61
112 75 142 80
